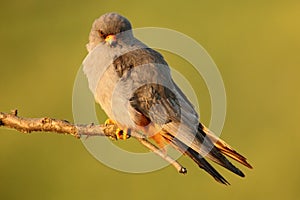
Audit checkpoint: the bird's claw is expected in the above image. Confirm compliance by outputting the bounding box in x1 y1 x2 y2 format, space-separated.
105 119 130 140
115 128 131 140
104 119 116 126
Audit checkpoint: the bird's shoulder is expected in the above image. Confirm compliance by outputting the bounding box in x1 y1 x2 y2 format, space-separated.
113 41 168 78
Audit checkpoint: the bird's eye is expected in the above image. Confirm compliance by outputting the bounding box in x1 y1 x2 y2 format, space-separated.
97 30 105 38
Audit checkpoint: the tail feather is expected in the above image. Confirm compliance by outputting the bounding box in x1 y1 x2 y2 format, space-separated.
196 125 246 177
158 122 252 184
163 133 230 185
185 147 230 185
199 123 253 169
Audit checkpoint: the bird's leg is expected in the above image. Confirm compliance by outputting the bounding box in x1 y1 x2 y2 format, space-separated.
104 119 130 140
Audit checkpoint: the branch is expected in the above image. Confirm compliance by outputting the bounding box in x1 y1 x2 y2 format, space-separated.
0 109 187 174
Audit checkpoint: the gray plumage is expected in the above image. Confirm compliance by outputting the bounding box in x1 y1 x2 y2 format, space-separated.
83 12 252 184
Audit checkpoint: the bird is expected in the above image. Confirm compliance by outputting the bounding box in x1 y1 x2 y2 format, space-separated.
83 12 252 185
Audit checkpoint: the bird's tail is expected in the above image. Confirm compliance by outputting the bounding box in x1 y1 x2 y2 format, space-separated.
199 123 253 169
162 133 230 185
194 124 246 178
160 123 252 184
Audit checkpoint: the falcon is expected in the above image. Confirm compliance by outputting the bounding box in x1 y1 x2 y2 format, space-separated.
83 12 252 184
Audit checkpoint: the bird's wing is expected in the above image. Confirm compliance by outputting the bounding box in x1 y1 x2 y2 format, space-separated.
113 44 251 182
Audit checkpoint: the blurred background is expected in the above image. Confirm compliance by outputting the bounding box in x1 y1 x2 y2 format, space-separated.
0 0 299 199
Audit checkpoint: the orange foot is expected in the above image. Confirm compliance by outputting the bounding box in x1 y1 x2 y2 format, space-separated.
105 119 130 140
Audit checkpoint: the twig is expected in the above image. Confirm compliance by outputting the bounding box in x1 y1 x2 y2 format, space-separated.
136 137 187 173
0 109 117 139
0 109 186 173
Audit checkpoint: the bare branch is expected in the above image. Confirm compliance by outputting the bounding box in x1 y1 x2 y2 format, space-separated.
136 137 187 173
0 109 187 173
0 109 117 139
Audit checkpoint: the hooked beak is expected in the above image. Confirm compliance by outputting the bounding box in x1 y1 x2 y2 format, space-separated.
105 34 117 46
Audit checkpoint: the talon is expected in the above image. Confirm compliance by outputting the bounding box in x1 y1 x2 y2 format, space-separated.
105 119 130 140
115 128 122 140
115 128 130 140
105 118 116 126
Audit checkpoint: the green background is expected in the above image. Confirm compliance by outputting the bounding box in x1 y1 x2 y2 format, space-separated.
1 0 299 199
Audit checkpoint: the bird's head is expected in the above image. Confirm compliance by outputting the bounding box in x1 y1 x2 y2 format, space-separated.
87 12 133 51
